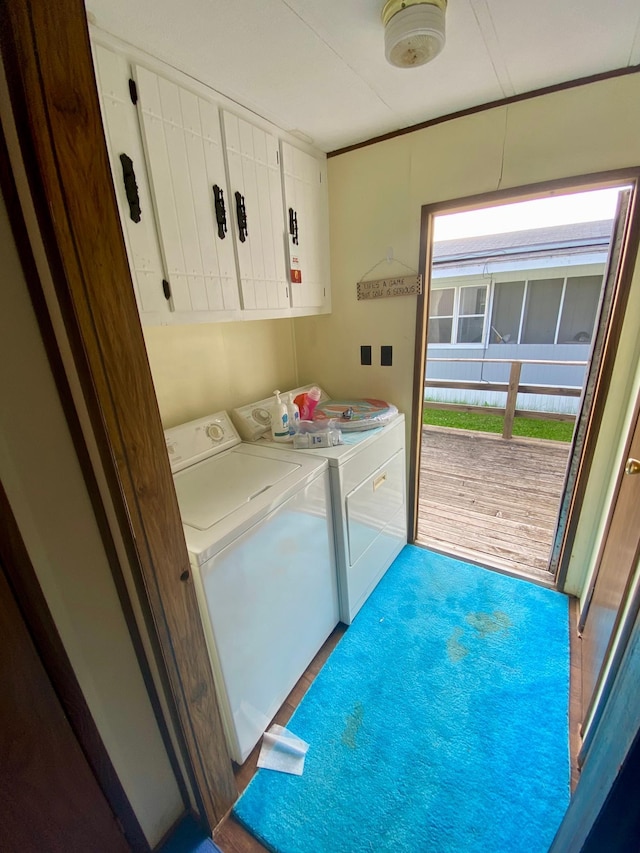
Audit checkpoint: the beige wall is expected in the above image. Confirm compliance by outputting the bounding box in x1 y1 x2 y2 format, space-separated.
0 190 183 847
294 72 640 595
144 317 299 427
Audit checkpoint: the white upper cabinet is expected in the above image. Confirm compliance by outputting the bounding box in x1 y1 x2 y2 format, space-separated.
93 44 170 323
134 66 240 319
280 141 330 311
93 39 330 325
222 111 289 313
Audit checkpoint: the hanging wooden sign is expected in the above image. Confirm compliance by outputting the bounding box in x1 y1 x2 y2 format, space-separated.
357 274 422 301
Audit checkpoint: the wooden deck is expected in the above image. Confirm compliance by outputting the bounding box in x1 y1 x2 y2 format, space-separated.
417 425 571 583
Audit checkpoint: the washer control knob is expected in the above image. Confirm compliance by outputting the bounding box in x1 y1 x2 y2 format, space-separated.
206 423 225 443
253 407 271 426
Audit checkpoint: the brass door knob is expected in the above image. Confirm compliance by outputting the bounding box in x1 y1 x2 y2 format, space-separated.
625 457 640 475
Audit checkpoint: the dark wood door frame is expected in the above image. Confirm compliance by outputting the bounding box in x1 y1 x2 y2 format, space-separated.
0 0 235 831
411 171 640 591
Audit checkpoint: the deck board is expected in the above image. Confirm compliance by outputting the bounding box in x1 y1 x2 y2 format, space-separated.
417 425 571 582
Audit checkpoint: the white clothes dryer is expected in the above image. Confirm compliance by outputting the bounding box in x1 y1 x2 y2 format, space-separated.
232 387 407 624
165 411 338 764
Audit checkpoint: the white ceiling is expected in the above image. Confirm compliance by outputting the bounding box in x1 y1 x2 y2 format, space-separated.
86 0 640 153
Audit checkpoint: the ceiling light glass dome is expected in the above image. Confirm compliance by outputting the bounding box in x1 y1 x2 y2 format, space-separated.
382 0 447 68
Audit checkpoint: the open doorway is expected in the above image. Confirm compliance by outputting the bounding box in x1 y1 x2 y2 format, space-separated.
414 183 632 584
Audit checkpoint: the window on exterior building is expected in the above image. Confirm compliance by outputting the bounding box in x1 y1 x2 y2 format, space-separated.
521 278 564 344
491 275 604 345
432 273 603 347
557 275 602 343
457 285 487 343
428 284 487 344
491 281 525 343
428 287 454 343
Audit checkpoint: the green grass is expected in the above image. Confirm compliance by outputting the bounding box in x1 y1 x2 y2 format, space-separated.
422 407 574 442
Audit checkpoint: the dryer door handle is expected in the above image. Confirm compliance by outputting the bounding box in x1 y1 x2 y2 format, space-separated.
373 473 387 492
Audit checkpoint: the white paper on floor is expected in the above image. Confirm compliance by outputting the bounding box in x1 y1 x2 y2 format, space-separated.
257 724 309 775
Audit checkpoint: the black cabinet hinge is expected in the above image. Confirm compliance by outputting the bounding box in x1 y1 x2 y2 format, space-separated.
288 207 299 246
119 154 141 222
162 279 171 300
235 191 248 243
129 78 138 105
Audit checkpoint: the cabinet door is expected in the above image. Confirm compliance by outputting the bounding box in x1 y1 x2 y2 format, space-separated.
134 65 241 318
93 45 170 323
222 111 289 313
281 141 330 310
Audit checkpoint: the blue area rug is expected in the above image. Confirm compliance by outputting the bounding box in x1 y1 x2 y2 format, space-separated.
157 814 222 853
233 546 570 852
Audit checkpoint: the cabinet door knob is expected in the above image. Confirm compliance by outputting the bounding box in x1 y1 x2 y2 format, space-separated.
212 184 227 239
119 153 141 223
234 191 248 242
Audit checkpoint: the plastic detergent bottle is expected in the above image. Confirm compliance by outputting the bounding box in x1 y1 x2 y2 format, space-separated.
300 386 321 420
287 393 300 436
271 390 290 442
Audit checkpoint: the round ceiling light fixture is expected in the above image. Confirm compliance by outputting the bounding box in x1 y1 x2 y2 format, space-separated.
382 0 447 68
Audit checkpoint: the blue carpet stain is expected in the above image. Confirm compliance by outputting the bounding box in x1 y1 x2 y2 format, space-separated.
342 701 364 749
465 609 511 636
447 625 469 661
234 546 571 852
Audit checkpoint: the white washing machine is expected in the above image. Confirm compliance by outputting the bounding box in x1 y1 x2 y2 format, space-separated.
232 387 407 624
165 411 339 764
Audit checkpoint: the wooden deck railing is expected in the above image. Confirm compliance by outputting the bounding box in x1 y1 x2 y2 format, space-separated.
424 358 588 439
